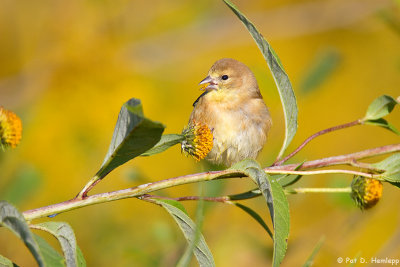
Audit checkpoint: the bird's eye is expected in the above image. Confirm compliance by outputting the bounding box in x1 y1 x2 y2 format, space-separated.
221 75 229 80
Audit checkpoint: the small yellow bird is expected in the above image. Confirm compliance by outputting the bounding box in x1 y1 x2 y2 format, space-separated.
188 58 272 167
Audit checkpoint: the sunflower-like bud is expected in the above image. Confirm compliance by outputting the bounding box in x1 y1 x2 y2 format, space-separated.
351 176 383 210
0 106 22 150
181 121 213 161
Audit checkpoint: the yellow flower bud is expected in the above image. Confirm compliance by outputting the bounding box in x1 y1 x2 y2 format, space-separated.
0 106 22 150
351 176 383 210
181 121 213 161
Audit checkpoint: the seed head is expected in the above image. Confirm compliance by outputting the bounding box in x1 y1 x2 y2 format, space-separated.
181 121 213 161
351 176 383 210
0 106 22 150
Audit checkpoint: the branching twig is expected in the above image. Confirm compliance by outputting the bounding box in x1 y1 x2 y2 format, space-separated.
23 169 243 221
273 119 362 166
76 175 101 199
348 159 385 173
22 143 400 222
265 169 377 178
269 143 400 171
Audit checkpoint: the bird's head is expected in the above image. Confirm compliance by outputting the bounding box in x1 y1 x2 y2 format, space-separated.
199 58 259 94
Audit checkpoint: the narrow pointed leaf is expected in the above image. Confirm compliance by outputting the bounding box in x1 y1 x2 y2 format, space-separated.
364 95 398 121
151 198 215 267
177 198 205 267
278 175 303 188
364 118 400 135
276 162 305 187
235 203 273 239
34 234 65 267
141 134 185 156
96 98 165 178
230 159 290 267
228 189 261 200
223 0 298 159
76 246 86 267
0 201 44 267
32 222 79 267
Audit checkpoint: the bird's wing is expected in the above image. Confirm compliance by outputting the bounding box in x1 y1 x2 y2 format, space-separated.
192 91 210 107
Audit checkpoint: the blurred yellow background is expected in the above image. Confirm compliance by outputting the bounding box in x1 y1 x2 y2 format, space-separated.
1 0 400 266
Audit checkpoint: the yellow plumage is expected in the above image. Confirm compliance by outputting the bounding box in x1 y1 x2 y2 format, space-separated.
188 58 272 166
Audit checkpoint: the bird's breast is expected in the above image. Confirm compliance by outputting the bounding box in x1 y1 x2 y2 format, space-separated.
190 94 271 166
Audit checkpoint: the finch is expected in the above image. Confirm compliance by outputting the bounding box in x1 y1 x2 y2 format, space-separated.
188 58 272 167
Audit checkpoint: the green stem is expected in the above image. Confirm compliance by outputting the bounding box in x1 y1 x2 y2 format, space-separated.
141 186 352 203
76 175 101 199
348 160 385 173
285 187 352 194
265 169 377 178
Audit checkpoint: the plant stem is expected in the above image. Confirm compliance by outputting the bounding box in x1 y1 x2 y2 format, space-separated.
285 187 352 194
348 160 385 173
23 169 243 221
268 143 400 171
265 169 377 178
76 175 101 199
140 194 233 203
141 186 352 203
274 119 362 166
22 143 400 222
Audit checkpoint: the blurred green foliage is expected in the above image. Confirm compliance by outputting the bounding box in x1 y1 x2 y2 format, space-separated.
300 49 341 95
0 164 42 205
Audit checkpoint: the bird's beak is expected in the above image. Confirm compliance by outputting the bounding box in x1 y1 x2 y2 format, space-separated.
199 76 218 91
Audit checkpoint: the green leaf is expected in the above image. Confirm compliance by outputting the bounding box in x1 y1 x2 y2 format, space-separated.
373 153 400 183
234 203 273 239
141 134 184 156
34 234 65 267
364 118 400 135
151 198 215 267
0 254 18 267
302 236 325 267
32 222 79 267
76 246 86 267
154 198 188 214
275 162 304 187
0 201 45 267
230 159 290 267
228 188 261 200
364 95 398 121
96 98 165 178
277 175 303 188
223 0 298 159
177 196 205 267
